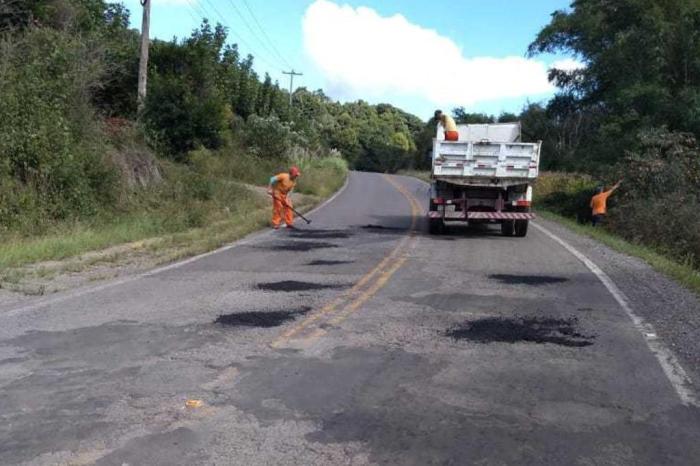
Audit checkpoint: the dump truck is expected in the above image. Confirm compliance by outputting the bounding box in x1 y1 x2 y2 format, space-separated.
428 122 541 237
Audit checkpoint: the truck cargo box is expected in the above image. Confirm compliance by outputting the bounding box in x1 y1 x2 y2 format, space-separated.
432 123 541 187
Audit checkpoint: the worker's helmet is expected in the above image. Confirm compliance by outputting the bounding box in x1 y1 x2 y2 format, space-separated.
289 166 301 177
595 186 604 194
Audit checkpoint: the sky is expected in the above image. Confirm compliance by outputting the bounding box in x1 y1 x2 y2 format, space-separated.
122 0 578 120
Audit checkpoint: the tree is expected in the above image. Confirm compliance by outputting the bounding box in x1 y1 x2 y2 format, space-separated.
528 0 700 168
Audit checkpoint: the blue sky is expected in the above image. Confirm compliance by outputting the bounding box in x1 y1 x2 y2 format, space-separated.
123 0 575 120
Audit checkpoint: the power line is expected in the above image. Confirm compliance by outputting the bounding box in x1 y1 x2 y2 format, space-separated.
240 0 292 68
221 0 288 69
190 0 283 71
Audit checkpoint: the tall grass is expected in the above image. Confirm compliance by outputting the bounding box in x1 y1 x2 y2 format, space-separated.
0 146 347 270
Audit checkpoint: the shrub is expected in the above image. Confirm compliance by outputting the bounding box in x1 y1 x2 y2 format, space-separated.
535 172 597 222
142 72 227 160
536 129 700 271
292 148 348 197
243 115 296 159
608 129 700 267
0 28 117 232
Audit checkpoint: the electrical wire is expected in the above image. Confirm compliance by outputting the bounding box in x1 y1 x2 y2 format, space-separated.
221 0 288 69
187 0 283 71
240 0 292 68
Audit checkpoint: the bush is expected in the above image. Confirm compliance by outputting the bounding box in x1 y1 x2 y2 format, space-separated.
535 172 598 223
607 129 700 267
292 148 348 197
0 28 117 232
243 115 297 159
142 72 227 160
536 129 700 271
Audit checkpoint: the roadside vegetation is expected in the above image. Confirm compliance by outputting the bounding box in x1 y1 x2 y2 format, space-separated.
3 0 700 293
2 0 416 276
443 1 700 284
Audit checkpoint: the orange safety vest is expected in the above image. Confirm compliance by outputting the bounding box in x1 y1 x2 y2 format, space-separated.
272 173 296 194
590 191 612 215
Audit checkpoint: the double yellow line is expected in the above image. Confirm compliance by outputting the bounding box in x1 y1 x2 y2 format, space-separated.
271 175 423 349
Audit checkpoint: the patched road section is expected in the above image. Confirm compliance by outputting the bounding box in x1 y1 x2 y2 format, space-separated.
0 172 699 465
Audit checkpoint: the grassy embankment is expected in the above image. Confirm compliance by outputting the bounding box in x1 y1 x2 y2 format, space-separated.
0 150 347 277
399 170 700 294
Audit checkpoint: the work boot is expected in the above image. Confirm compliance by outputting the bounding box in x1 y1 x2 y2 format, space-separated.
272 225 280 230
285 224 296 230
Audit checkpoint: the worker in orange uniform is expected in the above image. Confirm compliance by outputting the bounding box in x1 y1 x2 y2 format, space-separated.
434 110 459 141
268 166 301 229
590 180 622 226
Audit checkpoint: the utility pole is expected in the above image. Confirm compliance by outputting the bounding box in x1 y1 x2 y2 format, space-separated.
282 70 303 107
137 0 151 114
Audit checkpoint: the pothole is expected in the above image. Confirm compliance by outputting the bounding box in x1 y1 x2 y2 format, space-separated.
306 260 354 266
488 274 569 285
447 316 594 347
214 307 312 327
289 229 351 239
257 281 345 292
361 224 405 232
257 241 339 252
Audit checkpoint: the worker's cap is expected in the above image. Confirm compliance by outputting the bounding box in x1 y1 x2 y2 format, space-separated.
289 166 301 177
434 109 443 119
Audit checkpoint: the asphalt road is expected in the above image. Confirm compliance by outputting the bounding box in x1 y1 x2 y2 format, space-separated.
1 172 699 465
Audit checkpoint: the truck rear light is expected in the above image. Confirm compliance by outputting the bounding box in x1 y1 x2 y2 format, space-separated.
433 197 445 205
516 200 531 207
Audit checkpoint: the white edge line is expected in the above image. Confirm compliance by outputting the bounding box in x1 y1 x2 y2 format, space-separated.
532 221 698 407
3 173 353 317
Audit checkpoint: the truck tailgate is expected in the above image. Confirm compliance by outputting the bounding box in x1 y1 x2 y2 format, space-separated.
432 140 541 181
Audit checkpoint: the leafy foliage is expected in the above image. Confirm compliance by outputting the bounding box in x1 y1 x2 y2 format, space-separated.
0 27 116 232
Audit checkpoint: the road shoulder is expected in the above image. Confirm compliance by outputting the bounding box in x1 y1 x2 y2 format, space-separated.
535 217 700 390
0 178 349 309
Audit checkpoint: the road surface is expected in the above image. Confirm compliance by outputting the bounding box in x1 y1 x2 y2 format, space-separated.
1 172 699 465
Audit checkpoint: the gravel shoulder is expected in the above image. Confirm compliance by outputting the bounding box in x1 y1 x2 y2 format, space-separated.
535 217 700 388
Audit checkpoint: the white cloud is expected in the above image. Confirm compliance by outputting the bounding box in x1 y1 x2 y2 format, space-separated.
550 59 586 71
302 0 555 108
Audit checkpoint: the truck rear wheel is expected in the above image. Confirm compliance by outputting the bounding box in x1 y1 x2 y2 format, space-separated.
429 218 444 235
501 220 514 236
514 220 529 237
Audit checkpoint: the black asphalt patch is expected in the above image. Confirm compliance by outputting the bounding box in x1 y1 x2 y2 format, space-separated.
361 224 405 231
447 316 594 347
289 229 351 239
488 274 569 285
259 241 339 252
257 280 345 292
215 307 311 328
306 259 354 266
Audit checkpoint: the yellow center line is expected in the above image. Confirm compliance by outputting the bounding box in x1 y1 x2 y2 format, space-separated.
270 175 423 348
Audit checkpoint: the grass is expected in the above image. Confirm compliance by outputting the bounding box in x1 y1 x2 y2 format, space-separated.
0 149 347 274
538 210 700 295
397 169 431 183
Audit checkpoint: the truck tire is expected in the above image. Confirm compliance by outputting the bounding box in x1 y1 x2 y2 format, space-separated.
429 218 444 235
501 220 514 236
514 220 529 237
